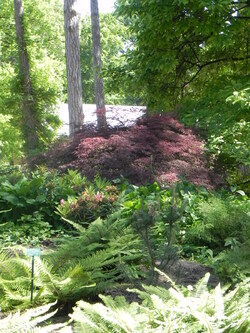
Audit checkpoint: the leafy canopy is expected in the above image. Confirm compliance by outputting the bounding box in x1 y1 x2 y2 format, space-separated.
115 0 249 109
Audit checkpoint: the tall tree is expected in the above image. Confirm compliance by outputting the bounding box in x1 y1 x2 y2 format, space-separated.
80 13 136 106
0 0 64 162
14 0 39 152
90 0 107 129
64 0 83 135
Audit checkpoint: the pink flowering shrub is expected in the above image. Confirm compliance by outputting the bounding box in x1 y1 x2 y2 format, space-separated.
65 185 119 223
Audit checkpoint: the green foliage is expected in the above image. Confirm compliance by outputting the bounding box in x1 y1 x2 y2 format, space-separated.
0 115 24 163
80 13 139 105
121 182 194 272
0 0 65 160
0 199 143 311
115 0 249 109
185 196 249 250
0 167 87 228
0 212 57 247
0 301 69 333
0 247 93 311
71 271 250 332
177 187 250 282
179 77 249 190
49 214 144 295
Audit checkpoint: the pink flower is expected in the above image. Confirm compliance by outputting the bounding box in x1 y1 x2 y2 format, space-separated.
95 191 103 202
60 199 65 206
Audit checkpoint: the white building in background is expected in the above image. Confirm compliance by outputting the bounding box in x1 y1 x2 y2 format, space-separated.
57 104 146 135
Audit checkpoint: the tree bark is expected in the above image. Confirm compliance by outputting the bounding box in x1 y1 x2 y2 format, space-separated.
14 0 39 152
90 0 107 130
64 0 84 135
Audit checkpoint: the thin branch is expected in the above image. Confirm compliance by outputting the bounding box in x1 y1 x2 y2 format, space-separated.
232 16 250 19
189 44 201 64
182 55 250 89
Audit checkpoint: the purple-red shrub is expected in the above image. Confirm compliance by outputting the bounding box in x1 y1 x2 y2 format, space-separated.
32 114 223 188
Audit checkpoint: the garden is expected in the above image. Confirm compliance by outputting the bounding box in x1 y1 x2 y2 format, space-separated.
0 0 249 332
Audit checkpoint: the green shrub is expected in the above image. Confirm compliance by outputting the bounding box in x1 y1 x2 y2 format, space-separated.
185 196 249 251
0 167 87 226
179 77 250 191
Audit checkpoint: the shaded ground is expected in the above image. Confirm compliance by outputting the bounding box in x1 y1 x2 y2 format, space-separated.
104 259 220 304
34 112 223 188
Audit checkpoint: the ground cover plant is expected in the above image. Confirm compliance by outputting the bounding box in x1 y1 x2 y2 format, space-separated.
0 173 248 313
71 271 250 333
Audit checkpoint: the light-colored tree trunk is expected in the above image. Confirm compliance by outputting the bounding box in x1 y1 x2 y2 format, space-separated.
14 0 39 152
64 0 84 135
90 0 107 130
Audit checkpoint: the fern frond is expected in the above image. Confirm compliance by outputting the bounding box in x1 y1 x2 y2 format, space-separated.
0 301 70 333
70 275 250 333
62 216 86 233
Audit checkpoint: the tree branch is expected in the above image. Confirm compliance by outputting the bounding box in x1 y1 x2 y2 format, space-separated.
232 16 250 19
182 55 250 89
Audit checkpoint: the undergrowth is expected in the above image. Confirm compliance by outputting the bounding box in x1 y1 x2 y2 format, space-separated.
71 270 250 333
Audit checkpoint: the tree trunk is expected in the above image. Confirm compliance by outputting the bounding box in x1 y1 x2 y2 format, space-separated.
90 0 107 130
14 0 39 152
64 0 84 135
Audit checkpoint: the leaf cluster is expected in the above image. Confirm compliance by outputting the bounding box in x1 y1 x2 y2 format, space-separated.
115 0 249 109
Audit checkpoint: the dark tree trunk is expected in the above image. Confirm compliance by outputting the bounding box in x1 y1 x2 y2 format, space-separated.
14 0 39 152
90 0 107 130
64 0 84 135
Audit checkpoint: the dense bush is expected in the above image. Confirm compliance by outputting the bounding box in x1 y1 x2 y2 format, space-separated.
183 195 249 251
0 167 87 228
179 78 249 192
57 177 119 225
39 115 222 189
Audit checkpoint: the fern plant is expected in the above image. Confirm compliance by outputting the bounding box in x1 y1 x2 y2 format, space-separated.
0 301 70 333
0 247 93 311
49 214 144 296
70 271 250 333
0 213 144 311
